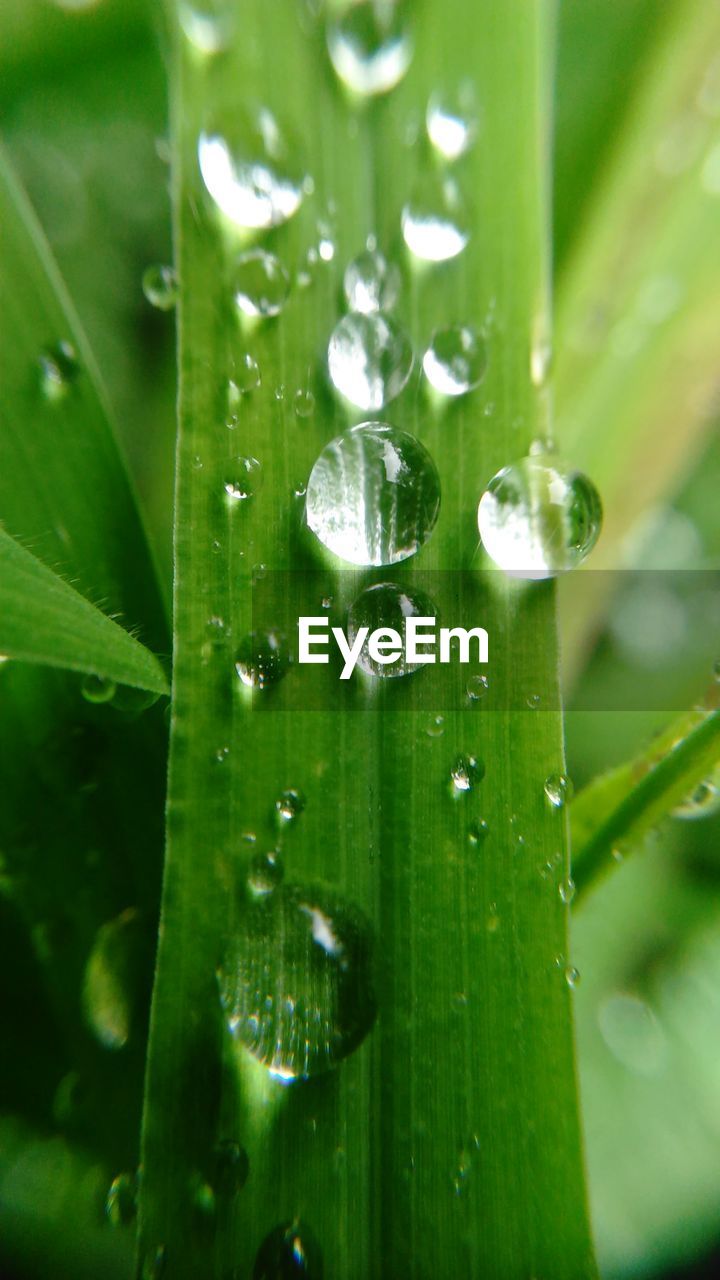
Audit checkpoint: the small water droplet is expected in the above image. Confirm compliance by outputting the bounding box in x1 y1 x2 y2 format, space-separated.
306 421 440 566
544 773 573 809
450 754 484 795
564 965 581 989
219 882 377 1081
247 851 284 897
467 819 489 846
105 1171 138 1227
38 340 80 401
425 713 445 738
346 581 438 678
235 631 289 690
478 456 603 579
466 674 489 701
327 311 413 411
672 767 720 819
179 0 235 53
274 788 306 825
198 106 306 231
253 1219 323 1279
423 323 486 396
83 908 143 1051
234 250 290 319
526 693 541 710
326 0 413 98
223 456 263 502
142 264 178 311
343 247 401 313
81 674 117 705
215 1138 250 1195
141 1244 166 1280
426 81 479 160
214 745 230 763
401 174 469 262
294 388 315 419
229 353 261 399
559 877 575 905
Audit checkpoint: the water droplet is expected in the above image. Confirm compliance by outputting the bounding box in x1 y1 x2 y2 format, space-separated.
346 581 438 678
274 788 306 825
234 250 290 319
179 0 234 53
467 819 489 846
564 965 580 989
425 713 445 738
235 631 289 690
105 1172 138 1227
401 175 469 262
198 107 306 231
558 877 575 905
478 456 603 579
253 1219 323 1279
544 773 572 809
327 311 413 411
141 1244 166 1280
81 674 117 705
192 1177 216 1217
38 340 80 401
343 247 401 313
219 881 377 1081
672 767 720 819
294 388 315 419
142 264 178 311
450 754 484 794
229 353 261 399
215 1138 250 1195
326 0 413 98
82 907 143 1051
466 674 489 701
526 693 541 710
306 421 440 566
247 850 284 897
223 456 263 502
426 81 479 160
422 323 486 396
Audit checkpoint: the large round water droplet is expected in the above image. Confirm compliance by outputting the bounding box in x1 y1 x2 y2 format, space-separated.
326 0 412 98
253 1219 323 1279
343 247 401 314
234 250 290 319
142 264 178 311
401 175 469 262
219 882 377 1081
423 323 486 396
305 421 441 566
426 82 479 161
235 631 289 690
347 581 438 678
198 107 306 231
327 312 413 411
477 456 603 579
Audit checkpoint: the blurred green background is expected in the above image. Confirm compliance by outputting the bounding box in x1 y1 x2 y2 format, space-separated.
2 1 720 1277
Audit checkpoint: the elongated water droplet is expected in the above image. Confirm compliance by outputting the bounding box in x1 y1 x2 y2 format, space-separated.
38 341 80 401
478 456 603 579
223 456 263 502
559 877 576 905
219 882 377 1081
426 82 479 160
229 353 261 400
142 264 178 311
199 107 306 231
564 965 581 988
274 788 306 825
247 850 284 898
326 0 412 98
82 908 143 1051
343 247 401 313
81 674 117 705
450 754 484 794
423 323 486 396
672 767 720 819
234 250 290 319
544 773 573 809
294 388 315 419
253 1219 323 1279
141 1244 166 1280
306 421 440 566
401 175 469 262
347 581 438 678
179 0 234 53
327 311 413 411
105 1172 138 1227
235 631 289 690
